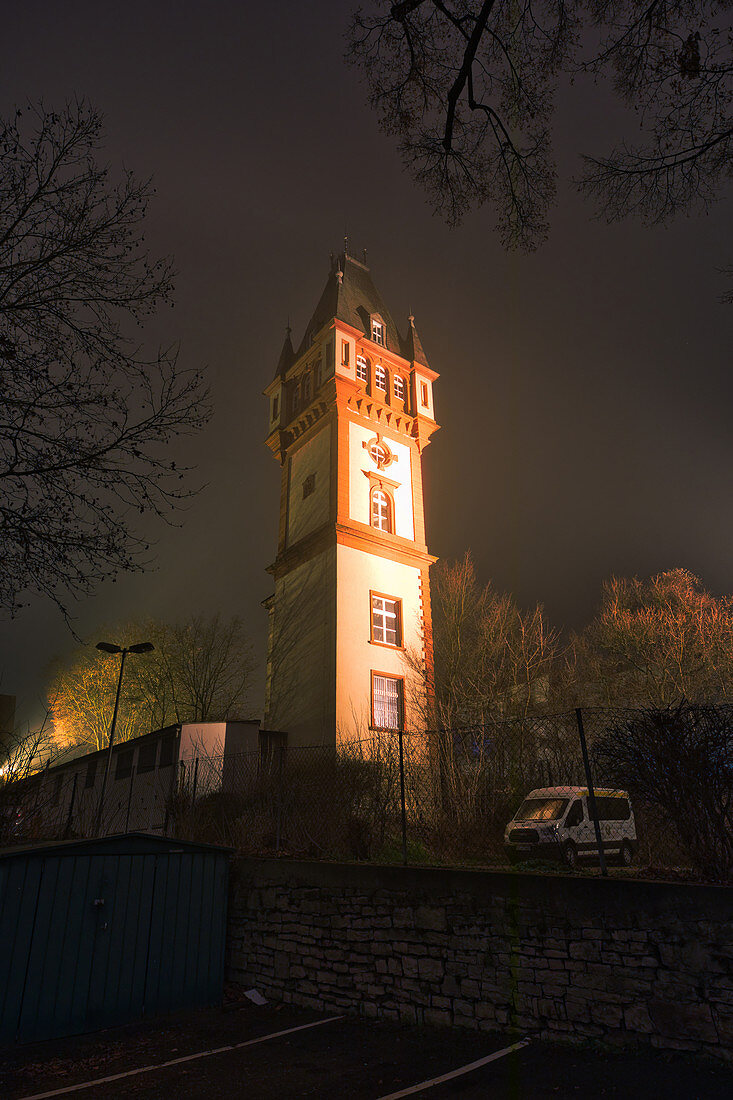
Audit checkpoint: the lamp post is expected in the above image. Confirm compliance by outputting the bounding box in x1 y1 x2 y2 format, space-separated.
94 640 154 836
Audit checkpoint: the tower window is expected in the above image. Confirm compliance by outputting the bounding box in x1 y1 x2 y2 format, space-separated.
372 674 404 730
371 487 393 533
272 395 279 420
420 382 429 407
314 357 321 389
302 372 312 404
341 340 350 366
302 473 316 499
371 594 401 646
375 365 387 392
393 375 405 401
356 355 368 382
371 320 384 346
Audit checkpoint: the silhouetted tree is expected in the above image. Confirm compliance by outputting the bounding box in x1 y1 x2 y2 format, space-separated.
597 702 733 881
349 2 731 290
0 100 210 617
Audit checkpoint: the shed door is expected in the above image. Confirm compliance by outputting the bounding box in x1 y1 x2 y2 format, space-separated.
2 849 228 1042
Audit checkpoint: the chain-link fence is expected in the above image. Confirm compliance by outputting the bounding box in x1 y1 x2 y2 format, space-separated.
2 704 731 882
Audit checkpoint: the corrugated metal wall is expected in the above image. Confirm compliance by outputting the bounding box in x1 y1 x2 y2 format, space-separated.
0 835 230 1043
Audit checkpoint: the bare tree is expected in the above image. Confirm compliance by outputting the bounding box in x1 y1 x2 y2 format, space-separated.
349 0 576 246
428 551 560 724
597 702 733 881
48 614 255 751
572 568 733 706
579 1 732 240
349 2 731 284
0 100 211 618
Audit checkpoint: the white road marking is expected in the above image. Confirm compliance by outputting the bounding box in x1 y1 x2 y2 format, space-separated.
377 1038 531 1099
17 1015 345 1099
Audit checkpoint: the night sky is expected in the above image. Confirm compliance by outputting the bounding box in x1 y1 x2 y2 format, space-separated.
2 1 731 730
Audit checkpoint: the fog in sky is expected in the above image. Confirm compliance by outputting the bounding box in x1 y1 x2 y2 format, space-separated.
1 1 731 729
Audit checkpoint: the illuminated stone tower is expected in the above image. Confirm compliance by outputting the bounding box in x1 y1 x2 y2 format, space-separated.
263 249 439 745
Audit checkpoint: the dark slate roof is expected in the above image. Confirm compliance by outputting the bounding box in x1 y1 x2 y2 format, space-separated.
292 252 429 368
275 328 295 379
404 315 430 368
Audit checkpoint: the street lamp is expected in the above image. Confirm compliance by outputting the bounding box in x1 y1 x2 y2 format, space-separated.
94 640 154 836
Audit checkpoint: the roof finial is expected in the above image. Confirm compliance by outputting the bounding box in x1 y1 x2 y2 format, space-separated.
344 234 349 257
362 248 368 265
286 316 291 336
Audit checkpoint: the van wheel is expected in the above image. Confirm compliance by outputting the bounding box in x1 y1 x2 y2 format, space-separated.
619 841 634 867
561 841 577 869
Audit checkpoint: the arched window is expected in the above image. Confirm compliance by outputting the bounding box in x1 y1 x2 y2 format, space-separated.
302 372 312 404
289 379 299 416
371 487 393 533
356 354 369 383
375 364 387 392
393 375 405 401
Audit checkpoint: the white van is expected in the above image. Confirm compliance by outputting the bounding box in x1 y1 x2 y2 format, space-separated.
504 786 637 868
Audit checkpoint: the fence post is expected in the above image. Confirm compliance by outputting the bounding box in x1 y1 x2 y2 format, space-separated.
397 727 408 866
63 773 78 839
575 708 607 877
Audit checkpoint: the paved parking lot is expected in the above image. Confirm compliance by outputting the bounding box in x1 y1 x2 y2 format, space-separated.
3 1001 731 1099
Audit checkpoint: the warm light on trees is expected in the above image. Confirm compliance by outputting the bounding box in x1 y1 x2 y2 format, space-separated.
571 568 733 707
49 614 256 751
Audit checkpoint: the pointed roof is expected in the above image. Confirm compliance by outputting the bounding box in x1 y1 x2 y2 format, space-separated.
274 327 294 379
404 314 430 368
294 251 427 367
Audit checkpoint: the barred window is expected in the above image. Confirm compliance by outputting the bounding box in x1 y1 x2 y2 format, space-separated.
137 740 158 774
356 355 368 382
371 595 401 646
372 674 403 730
115 749 133 781
394 375 405 401
371 487 392 533
85 757 98 789
375 364 387 392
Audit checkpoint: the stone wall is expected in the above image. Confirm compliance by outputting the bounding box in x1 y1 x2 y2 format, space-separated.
227 859 733 1061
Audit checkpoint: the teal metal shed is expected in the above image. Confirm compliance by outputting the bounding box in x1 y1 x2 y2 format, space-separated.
0 833 231 1043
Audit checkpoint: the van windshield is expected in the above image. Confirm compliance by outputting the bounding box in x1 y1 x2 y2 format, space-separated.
515 797 569 822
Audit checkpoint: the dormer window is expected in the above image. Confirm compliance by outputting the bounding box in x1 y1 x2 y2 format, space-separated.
356 355 369 382
393 375 405 401
371 319 384 346
375 364 387 392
